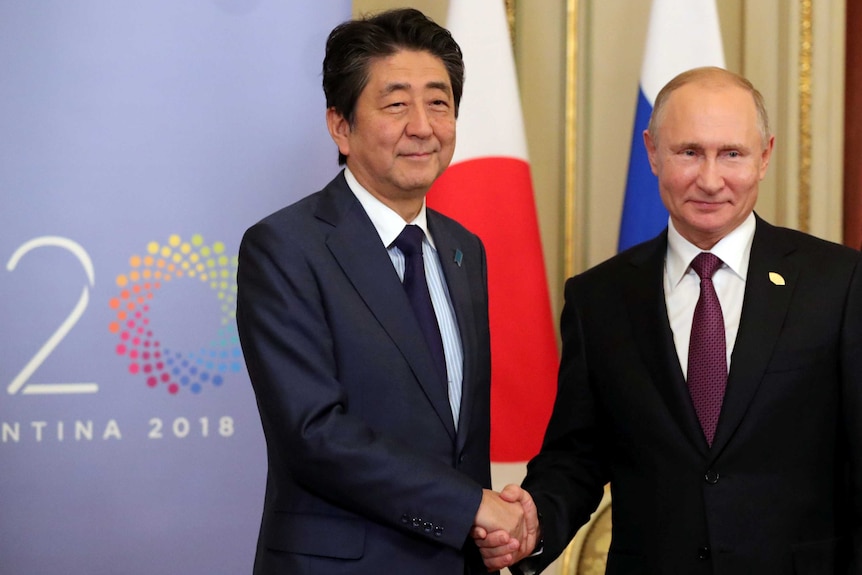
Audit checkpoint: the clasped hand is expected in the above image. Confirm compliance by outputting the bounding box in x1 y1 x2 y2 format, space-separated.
472 485 539 571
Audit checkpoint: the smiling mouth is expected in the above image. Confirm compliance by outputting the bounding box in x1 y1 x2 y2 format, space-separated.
400 152 437 161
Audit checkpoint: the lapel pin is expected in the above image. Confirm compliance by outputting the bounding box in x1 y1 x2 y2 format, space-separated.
453 249 463 267
768 272 785 286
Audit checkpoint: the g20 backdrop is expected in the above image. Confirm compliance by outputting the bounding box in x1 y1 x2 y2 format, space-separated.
0 2 350 573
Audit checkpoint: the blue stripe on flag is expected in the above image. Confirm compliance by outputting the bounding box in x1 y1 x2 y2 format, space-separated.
618 88 668 251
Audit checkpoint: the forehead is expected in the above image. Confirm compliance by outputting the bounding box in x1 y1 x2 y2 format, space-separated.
660 82 759 141
363 49 450 91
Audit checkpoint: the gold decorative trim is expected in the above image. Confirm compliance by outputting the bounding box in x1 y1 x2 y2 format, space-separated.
505 0 515 47
560 485 612 574
798 0 812 233
564 0 579 278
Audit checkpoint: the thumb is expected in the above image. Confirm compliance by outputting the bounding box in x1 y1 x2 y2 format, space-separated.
499 483 524 504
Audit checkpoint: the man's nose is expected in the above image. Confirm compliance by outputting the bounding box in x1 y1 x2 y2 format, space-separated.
696 158 724 193
405 105 433 137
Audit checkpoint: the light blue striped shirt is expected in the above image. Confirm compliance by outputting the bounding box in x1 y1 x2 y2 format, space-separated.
344 169 464 428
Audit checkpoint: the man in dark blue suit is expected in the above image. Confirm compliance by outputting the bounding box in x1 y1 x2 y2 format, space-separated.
236 9 535 575
477 67 862 574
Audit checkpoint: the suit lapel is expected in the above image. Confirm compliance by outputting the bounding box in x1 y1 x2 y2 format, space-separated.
710 218 798 454
316 176 457 440
624 234 708 454
429 212 476 449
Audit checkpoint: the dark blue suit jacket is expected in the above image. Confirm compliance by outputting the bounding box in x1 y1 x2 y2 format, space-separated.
520 217 862 574
236 171 493 574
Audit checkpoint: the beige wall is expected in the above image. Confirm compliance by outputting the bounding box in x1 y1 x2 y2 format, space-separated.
354 0 446 23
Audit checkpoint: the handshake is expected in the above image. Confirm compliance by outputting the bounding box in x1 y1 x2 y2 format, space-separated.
472 485 540 572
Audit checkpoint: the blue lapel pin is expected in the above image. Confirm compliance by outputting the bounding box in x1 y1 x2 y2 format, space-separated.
453 249 463 267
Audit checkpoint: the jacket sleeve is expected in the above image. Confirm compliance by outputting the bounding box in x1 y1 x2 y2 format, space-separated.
517 275 609 571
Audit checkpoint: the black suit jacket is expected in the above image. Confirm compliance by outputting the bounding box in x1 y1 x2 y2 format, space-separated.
520 216 862 574
236 172 493 574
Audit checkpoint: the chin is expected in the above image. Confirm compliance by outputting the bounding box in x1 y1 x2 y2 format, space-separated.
401 172 439 190
686 208 733 226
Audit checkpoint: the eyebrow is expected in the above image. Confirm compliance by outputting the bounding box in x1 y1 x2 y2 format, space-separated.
380 81 452 97
674 142 751 152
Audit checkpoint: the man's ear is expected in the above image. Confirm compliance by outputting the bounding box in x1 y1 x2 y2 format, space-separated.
326 107 350 158
643 130 659 176
759 134 775 181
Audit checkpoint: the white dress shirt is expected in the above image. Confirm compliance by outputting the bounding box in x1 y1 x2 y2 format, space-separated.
345 168 464 427
664 213 756 378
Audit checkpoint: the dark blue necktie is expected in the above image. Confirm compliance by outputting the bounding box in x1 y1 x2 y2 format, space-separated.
393 225 447 386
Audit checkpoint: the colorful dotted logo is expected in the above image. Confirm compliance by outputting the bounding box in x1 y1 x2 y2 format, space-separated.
108 234 241 394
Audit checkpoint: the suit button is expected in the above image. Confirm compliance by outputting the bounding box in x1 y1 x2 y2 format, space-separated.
400 514 410 524
423 522 433 533
412 517 422 528
705 469 720 484
434 526 444 537
698 546 711 560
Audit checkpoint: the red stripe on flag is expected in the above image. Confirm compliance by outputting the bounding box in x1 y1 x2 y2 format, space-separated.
429 157 557 462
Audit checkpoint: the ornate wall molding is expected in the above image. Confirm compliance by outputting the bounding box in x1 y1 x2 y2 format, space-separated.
798 0 813 233
564 0 580 278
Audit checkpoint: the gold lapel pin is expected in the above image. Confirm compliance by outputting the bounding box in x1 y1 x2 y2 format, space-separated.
768 272 785 286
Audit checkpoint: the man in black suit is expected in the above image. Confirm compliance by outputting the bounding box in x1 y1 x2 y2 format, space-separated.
476 67 862 574
236 8 535 575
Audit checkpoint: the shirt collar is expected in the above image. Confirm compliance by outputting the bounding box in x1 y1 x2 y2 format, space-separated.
666 212 756 288
344 167 434 249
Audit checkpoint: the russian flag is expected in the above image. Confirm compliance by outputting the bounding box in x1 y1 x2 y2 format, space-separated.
429 0 557 464
618 0 725 251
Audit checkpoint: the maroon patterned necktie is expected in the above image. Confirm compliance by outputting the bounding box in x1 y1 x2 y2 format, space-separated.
687 252 726 446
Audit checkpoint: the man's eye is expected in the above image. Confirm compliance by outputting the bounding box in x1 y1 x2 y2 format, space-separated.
727 150 740 158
